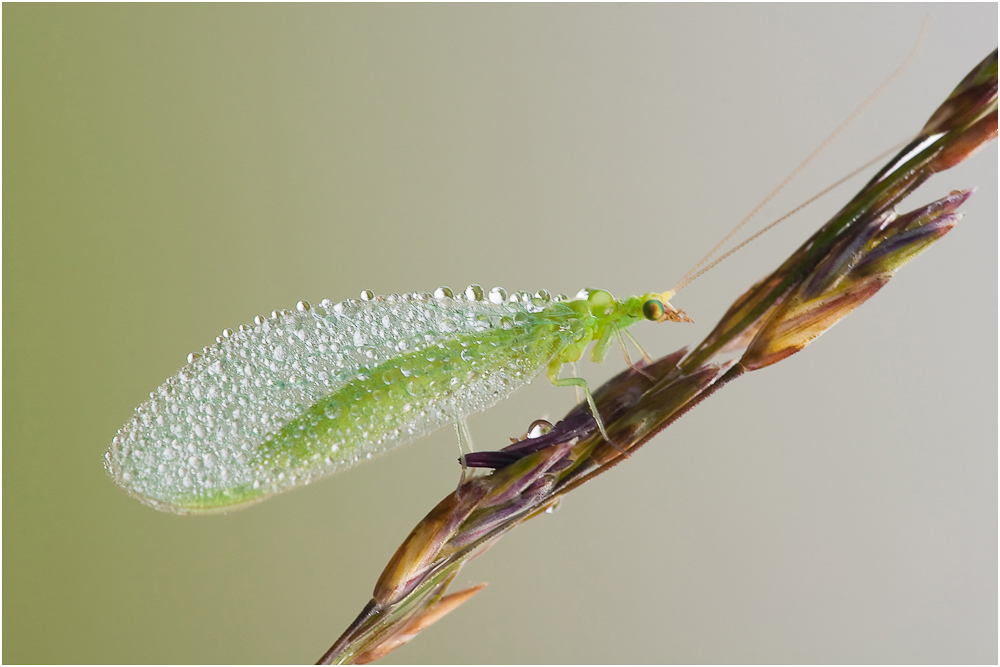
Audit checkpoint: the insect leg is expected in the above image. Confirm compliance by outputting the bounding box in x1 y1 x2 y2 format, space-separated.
570 362 582 403
593 324 654 380
454 419 476 488
616 329 655 381
622 328 653 364
549 373 630 459
590 324 617 363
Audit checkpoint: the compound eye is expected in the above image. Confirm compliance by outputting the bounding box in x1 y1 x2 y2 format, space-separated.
642 299 665 321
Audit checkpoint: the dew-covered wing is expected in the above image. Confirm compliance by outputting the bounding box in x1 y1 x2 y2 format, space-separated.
105 289 566 514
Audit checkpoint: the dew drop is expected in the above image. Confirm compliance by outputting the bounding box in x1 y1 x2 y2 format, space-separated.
434 286 454 299
297 300 311 312
360 289 375 301
488 286 507 304
465 284 484 301
527 420 552 438
187 352 201 364
222 328 234 338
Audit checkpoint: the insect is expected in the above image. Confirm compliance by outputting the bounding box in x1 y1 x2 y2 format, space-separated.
105 284 691 514
104 122 900 517
105 32 925 516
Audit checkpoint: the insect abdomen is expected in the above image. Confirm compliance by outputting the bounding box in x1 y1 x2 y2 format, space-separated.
253 320 564 488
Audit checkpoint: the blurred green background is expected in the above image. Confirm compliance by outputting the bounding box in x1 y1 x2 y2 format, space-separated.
4 4 996 663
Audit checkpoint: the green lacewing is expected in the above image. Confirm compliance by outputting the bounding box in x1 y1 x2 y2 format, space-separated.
106 25 928 517
105 285 690 514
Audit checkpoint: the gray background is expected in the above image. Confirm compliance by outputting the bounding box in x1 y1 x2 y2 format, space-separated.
4 4 996 663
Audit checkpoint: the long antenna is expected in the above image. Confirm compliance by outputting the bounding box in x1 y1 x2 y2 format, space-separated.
665 23 928 299
675 139 911 290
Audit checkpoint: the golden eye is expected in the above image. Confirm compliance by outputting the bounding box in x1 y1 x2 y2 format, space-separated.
642 299 664 321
